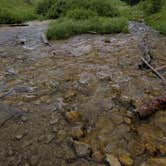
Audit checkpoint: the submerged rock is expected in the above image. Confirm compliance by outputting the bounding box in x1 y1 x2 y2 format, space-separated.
106 154 121 166
74 141 91 157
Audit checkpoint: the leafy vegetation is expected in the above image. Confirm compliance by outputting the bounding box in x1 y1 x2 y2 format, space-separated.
0 0 37 24
144 0 166 35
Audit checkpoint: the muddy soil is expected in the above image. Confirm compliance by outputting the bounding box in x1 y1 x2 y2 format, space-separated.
0 21 166 166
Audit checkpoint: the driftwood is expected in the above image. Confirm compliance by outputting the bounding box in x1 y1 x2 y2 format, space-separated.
135 94 166 119
41 33 52 47
141 57 166 86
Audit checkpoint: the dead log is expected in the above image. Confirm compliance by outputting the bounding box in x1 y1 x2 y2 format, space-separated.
135 94 166 119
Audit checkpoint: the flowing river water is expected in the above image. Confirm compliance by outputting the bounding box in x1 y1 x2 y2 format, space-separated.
0 20 166 166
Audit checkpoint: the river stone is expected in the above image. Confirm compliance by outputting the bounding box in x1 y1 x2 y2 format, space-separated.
74 141 91 157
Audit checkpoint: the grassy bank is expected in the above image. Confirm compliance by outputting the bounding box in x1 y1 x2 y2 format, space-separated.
37 0 130 39
0 0 38 24
47 17 128 40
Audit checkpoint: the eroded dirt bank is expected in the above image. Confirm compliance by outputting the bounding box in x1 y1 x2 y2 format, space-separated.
0 21 166 166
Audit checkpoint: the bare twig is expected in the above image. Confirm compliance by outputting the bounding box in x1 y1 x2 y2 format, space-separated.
155 65 166 71
141 57 166 85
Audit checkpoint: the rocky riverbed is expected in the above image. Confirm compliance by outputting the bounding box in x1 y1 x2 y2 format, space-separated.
0 21 166 166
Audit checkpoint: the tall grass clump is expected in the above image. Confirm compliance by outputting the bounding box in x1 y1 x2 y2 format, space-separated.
47 17 128 40
0 0 37 24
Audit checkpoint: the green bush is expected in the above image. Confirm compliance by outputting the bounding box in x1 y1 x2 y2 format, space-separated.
66 8 97 20
36 0 119 19
142 0 162 14
47 17 128 40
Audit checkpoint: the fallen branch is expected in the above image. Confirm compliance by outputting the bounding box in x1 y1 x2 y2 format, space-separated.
135 94 166 119
41 33 52 47
141 57 166 85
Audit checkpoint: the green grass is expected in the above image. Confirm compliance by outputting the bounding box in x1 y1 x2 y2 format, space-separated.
0 0 38 24
47 17 128 40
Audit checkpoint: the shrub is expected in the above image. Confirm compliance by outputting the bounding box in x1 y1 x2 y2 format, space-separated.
36 0 119 19
47 17 128 40
66 8 97 20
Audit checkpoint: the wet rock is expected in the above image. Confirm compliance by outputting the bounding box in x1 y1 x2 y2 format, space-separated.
96 71 112 81
0 104 22 126
21 116 28 122
7 148 14 157
106 154 121 166
17 38 26 45
92 151 105 162
79 72 92 84
119 154 133 166
64 90 77 102
30 155 39 166
111 113 123 125
158 144 166 155
38 135 45 142
16 134 24 140
74 141 91 157
141 157 166 166
49 118 58 125
45 134 55 144
66 111 82 123
124 117 131 124
57 130 66 141
71 125 85 139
